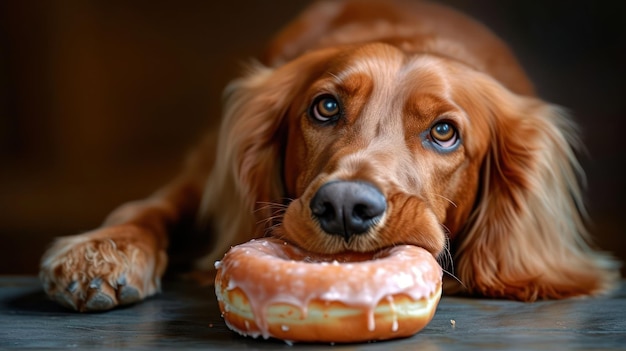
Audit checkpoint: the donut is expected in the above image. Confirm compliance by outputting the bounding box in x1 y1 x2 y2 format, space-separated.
214 237 442 344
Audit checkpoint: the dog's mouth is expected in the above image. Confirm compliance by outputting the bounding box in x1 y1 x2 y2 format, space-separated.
269 225 440 266
277 240 382 263
271 235 419 265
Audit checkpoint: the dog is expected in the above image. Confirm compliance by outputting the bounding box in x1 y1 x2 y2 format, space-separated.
40 0 619 312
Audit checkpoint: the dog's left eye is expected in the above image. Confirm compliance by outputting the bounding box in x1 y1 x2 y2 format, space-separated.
430 121 459 149
310 95 341 123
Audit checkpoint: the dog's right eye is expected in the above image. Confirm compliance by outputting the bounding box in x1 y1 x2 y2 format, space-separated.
428 121 460 151
310 95 341 123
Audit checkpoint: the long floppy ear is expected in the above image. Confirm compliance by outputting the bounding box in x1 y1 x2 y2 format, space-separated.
195 49 337 269
454 80 619 301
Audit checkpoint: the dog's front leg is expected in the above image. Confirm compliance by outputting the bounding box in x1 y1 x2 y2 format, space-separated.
39 136 216 312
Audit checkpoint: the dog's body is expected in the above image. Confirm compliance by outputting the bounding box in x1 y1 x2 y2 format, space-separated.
40 0 618 312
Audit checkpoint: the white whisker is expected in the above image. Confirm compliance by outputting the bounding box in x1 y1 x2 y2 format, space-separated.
254 200 289 236
442 268 466 288
429 193 457 208
437 230 459 286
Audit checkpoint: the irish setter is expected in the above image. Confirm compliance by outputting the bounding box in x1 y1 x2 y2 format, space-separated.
40 0 618 311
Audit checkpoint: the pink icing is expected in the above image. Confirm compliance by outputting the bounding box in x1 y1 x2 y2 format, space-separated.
216 237 442 339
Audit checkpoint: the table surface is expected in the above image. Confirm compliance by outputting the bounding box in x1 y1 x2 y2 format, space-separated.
1 276 625 350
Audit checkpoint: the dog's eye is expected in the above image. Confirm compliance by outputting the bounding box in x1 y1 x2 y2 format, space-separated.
310 95 341 123
430 122 458 149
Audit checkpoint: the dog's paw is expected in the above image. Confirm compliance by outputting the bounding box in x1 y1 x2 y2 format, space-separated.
39 226 167 312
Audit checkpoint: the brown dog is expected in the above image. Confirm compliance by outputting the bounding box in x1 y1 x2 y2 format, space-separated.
40 0 618 312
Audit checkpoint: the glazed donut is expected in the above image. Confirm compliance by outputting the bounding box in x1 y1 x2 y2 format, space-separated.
214 237 442 343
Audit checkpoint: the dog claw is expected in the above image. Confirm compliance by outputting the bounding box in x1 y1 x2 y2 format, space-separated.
66 281 79 293
85 282 118 311
116 274 127 286
89 277 103 290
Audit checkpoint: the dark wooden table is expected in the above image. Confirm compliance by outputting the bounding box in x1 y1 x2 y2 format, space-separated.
1 276 624 350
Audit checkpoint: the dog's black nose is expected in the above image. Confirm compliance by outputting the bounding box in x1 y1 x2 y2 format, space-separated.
309 181 386 241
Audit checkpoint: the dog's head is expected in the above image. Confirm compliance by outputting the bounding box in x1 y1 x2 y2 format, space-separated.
278 43 491 256
215 42 561 255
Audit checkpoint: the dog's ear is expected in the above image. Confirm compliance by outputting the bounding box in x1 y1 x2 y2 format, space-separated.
196 49 338 267
453 80 619 300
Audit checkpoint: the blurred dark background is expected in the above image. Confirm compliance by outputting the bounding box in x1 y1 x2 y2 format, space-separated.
1 1 624 275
